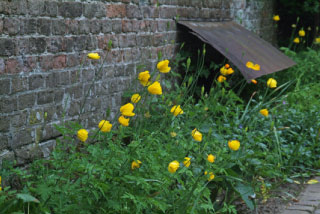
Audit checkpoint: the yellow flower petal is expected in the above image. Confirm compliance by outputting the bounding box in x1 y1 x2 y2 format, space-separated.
168 160 179 173
119 116 130 126
131 94 141 103
259 109 269 117
267 78 277 88
157 60 171 73
228 140 240 151
273 15 280 21
148 81 162 95
217 75 226 83
298 29 305 37
293 37 300 44
192 128 202 142
120 103 135 117
77 129 88 142
87 53 100 60
183 157 191 167
207 154 215 163
131 160 142 170
98 120 112 132
170 105 183 116
138 71 151 86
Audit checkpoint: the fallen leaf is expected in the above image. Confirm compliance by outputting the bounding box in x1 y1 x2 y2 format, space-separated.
306 179 319 184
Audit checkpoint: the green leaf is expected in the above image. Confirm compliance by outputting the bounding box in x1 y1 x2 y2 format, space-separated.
16 193 40 203
233 182 255 210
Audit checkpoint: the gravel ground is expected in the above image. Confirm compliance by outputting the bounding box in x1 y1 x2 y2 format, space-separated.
237 181 306 214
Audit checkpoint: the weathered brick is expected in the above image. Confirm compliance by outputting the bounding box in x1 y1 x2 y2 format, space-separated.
0 96 18 113
0 135 9 151
52 55 66 69
18 93 36 110
0 18 3 34
136 34 152 47
79 20 90 34
122 20 133 32
29 75 44 90
39 140 56 158
0 78 11 95
66 85 83 99
126 4 142 18
0 150 15 167
20 18 37 35
84 2 106 18
52 19 67 35
90 20 101 34
70 69 81 83
42 1 58 17
65 20 79 35
37 90 54 105
29 37 46 54
58 2 82 18
0 38 16 56
106 4 126 18
67 54 81 68
159 6 177 18
3 18 20 35
12 75 28 94
15 143 42 165
112 20 122 33
73 36 88 51
11 112 28 128
37 18 52 36
6 0 28 15
119 34 136 48
5 58 23 74
0 116 10 132
101 20 112 33
28 0 45 16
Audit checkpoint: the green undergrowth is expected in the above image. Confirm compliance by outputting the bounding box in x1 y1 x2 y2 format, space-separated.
0 46 320 214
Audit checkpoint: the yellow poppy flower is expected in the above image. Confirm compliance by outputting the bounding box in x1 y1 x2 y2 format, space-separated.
170 132 177 137
259 109 269 117
293 37 300 44
157 60 171 73
204 171 215 181
118 116 129 126
168 160 180 173
225 64 230 69
77 129 88 142
131 94 141 103
228 140 240 151
87 53 100 60
148 81 162 95
251 79 258 84
246 61 260 71
131 160 142 170
138 71 151 86
98 120 112 132
298 29 305 37
183 157 191 167
192 128 202 142
267 78 277 88
120 103 135 117
220 67 228 76
315 37 320 44
207 154 215 163
217 75 226 83
226 68 234 75
273 15 280 21
170 105 183 116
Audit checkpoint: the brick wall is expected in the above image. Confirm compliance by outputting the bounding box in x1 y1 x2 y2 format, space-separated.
0 0 274 166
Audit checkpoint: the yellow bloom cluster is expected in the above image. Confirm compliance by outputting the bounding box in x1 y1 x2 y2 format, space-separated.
138 71 151 86
183 157 191 167
207 154 215 163
148 81 162 95
204 171 215 181
217 64 234 82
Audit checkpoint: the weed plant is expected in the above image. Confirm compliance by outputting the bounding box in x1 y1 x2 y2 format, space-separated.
0 42 320 214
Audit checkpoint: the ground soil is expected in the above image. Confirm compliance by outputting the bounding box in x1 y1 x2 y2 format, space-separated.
237 181 306 214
